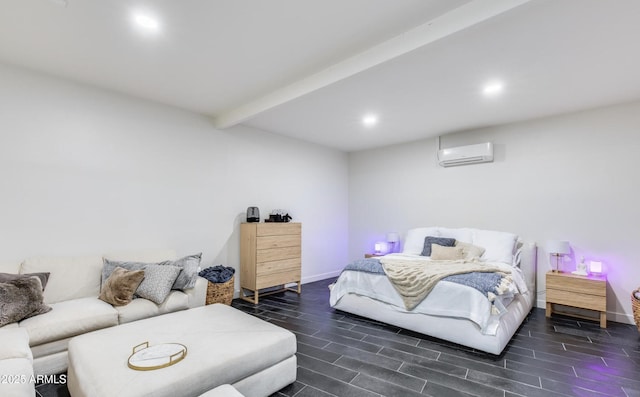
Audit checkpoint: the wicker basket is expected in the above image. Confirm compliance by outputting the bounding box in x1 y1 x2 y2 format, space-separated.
206 275 234 305
632 289 640 332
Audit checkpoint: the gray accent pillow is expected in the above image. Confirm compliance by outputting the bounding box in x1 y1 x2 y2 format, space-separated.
134 264 182 305
421 236 456 256
159 253 202 290
0 272 50 291
0 278 52 326
101 259 146 289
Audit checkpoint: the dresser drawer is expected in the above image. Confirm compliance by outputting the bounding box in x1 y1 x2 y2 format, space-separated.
257 258 301 276
257 235 300 250
257 246 301 263
257 223 301 236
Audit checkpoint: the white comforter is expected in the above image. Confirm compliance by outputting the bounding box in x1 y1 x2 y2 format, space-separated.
329 253 528 335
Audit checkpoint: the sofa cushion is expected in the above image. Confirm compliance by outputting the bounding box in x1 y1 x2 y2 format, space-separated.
21 256 103 304
158 290 189 314
0 278 52 327
20 297 118 346
114 298 160 324
99 267 145 306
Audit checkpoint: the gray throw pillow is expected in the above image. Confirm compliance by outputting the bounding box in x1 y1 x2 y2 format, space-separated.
0 272 50 291
101 259 146 289
421 236 456 256
134 264 182 305
159 253 202 290
0 278 52 327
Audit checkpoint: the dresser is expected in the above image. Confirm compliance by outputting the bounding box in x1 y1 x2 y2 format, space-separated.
545 271 607 328
240 222 301 304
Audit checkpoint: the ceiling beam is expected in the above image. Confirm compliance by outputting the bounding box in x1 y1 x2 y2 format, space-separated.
213 0 531 129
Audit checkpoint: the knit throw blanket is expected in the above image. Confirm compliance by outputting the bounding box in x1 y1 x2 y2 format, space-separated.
379 257 511 311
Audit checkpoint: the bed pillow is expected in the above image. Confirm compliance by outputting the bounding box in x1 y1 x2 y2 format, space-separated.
421 236 456 257
454 241 486 260
472 229 518 264
0 272 50 291
0 278 52 327
134 264 182 304
402 227 441 255
159 253 202 290
99 267 145 306
430 244 465 260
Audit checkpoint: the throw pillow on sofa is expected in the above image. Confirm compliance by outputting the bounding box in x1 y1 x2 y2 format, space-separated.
102 253 202 291
0 277 52 326
134 264 182 304
159 253 202 290
0 272 50 290
99 267 145 306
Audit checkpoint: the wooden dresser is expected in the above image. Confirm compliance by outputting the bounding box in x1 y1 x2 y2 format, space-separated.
240 222 301 304
545 271 607 328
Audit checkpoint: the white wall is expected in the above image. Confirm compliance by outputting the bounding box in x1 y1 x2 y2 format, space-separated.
349 101 640 324
0 63 349 293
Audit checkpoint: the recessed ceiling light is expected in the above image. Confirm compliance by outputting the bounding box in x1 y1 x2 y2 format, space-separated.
482 81 504 96
362 114 378 127
132 12 160 33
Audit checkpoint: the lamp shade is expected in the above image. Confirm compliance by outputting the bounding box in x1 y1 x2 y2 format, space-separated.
386 232 400 243
546 240 570 255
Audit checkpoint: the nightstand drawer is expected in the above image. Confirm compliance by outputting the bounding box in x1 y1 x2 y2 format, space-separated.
547 288 606 311
546 273 606 296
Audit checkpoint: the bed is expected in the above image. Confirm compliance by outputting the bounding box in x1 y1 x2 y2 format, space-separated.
329 227 536 355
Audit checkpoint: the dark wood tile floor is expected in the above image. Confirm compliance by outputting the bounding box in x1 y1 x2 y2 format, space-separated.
232 279 640 397
38 278 640 397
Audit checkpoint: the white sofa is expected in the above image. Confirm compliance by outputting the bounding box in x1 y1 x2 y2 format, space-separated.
0 328 34 397
0 250 207 377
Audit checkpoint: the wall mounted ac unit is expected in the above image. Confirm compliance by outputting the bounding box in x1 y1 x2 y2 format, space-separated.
438 142 493 167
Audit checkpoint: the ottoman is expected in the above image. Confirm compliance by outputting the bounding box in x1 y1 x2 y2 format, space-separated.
67 304 296 397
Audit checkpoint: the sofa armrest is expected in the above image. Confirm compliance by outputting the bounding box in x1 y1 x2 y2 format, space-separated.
0 328 34 397
185 276 208 308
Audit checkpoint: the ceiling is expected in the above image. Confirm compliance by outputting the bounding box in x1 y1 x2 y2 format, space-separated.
1 0 640 152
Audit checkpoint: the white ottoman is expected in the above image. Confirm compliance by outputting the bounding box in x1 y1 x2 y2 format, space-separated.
67 304 296 397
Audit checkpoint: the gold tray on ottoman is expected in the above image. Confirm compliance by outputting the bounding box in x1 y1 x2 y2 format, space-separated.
127 342 187 371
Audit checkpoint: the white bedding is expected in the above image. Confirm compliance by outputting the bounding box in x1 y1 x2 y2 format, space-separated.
329 253 528 335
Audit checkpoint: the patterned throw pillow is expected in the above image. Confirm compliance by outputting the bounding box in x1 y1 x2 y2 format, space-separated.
99 267 145 306
134 264 182 304
159 253 202 290
421 236 456 256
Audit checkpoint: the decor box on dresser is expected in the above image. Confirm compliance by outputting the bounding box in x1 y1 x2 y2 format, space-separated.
240 223 301 304
546 270 607 328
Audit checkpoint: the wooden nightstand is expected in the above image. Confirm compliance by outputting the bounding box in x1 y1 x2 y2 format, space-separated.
546 271 607 328
364 253 384 258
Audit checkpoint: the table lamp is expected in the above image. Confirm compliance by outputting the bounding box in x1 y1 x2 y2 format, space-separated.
546 240 570 272
386 232 400 253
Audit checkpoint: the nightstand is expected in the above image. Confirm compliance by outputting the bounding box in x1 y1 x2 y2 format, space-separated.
545 271 607 328
364 253 384 258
